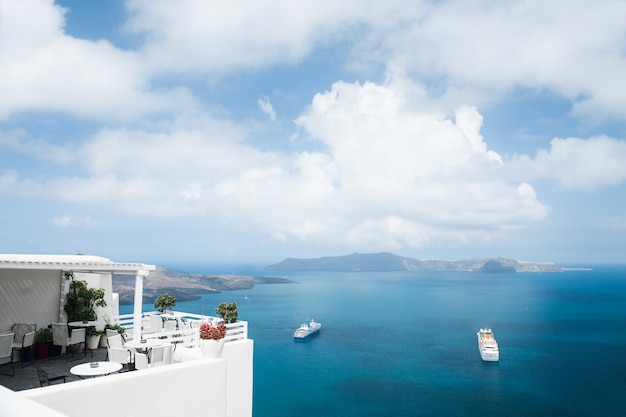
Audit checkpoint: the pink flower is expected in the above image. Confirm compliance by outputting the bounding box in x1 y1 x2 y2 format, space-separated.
199 323 227 340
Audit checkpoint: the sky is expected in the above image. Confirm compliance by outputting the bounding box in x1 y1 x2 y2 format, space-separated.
0 0 625 266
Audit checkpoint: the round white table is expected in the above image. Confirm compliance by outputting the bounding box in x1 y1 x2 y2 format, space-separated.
70 361 122 378
125 338 164 352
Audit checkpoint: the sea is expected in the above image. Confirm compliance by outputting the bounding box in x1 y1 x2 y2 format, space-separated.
121 264 626 417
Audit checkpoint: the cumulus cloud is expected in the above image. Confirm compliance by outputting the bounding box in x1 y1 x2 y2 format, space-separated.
0 80 554 251
124 0 385 73
374 0 626 120
3 0 625 123
509 136 626 189
1 0 624 259
0 0 194 120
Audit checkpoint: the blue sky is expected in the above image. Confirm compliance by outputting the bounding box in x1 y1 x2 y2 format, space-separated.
1 0 625 266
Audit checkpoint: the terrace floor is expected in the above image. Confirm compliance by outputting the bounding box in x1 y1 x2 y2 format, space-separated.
0 346 109 392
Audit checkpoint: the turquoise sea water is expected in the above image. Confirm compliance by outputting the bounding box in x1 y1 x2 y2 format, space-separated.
123 265 626 416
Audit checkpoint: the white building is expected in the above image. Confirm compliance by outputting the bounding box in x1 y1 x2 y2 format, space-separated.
0 254 253 417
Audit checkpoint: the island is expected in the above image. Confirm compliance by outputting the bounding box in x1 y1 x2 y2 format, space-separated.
112 267 294 305
263 252 564 273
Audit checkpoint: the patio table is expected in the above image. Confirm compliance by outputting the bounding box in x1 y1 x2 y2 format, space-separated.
70 361 122 378
125 338 163 353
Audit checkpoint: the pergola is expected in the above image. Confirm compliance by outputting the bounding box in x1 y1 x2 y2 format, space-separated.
0 254 155 337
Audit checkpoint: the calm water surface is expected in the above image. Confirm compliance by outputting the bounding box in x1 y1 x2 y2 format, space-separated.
124 265 626 417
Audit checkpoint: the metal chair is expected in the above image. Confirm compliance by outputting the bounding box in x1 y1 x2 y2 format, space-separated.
9 323 36 362
0 333 15 376
13 331 36 368
36 367 66 386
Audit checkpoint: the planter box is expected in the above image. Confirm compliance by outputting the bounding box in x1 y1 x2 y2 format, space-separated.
34 344 50 359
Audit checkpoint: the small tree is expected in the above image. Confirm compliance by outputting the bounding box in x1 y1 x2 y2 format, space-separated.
216 302 238 323
154 293 177 313
64 274 107 322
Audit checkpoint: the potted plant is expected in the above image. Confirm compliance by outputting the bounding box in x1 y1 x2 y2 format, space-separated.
198 321 227 358
216 302 238 323
101 323 126 347
154 293 177 314
63 273 107 322
86 327 103 350
34 328 52 359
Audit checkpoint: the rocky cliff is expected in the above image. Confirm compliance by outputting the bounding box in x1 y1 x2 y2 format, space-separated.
113 267 294 305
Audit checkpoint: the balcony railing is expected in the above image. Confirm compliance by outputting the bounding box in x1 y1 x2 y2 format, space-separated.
115 310 248 346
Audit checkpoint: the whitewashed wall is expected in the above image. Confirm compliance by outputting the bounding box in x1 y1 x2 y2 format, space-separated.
20 339 254 417
0 269 119 333
0 269 61 332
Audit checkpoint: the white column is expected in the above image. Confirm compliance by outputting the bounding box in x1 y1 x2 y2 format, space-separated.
133 273 144 340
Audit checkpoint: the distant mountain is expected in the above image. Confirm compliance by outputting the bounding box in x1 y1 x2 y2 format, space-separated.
113 267 294 305
263 252 563 273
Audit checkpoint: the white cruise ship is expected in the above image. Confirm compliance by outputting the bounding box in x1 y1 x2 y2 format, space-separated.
294 320 321 340
477 328 499 361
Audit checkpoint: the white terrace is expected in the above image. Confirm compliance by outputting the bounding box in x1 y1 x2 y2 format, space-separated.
0 254 253 417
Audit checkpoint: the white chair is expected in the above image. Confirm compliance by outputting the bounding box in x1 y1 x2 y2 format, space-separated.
108 346 132 371
120 329 132 342
10 323 36 361
107 334 124 349
51 323 86 362
149 343 174 367
0 333 15 376
13 331 35 368
134 352 149 370
149 315 163 332
164 320 177 331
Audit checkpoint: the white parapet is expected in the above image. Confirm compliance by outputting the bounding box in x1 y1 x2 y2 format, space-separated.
19 339 254 417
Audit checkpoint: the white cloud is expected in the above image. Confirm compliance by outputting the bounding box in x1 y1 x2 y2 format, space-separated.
3 0 624 124
2 79 550 251
0 129 73 164
257 97 276 121
1 0 624 260
52 215 92 228
0 0 195 120
124 0 385 73
374 0 626 120
509 136 626 189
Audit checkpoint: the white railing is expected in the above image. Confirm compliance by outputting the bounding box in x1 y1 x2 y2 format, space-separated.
113 310 248 345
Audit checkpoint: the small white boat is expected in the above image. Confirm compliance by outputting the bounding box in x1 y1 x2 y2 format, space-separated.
294 320 321 340
477 328 499 361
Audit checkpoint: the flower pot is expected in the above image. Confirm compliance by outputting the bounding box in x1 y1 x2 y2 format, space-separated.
200 339 224 358
35 343 50 359
99 334 108 348
86 335 100 350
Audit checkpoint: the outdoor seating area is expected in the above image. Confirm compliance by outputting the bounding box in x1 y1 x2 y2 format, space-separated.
0 346 108 391
0 254 253 417
0 311 248 391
